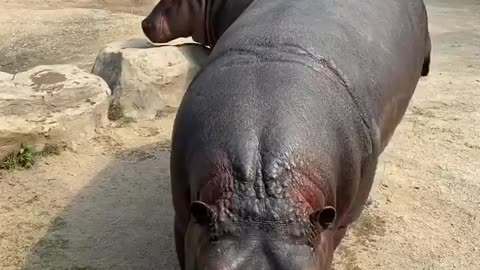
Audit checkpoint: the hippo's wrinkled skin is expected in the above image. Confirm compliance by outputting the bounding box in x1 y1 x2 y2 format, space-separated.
142 0 253 47
169 0 431 269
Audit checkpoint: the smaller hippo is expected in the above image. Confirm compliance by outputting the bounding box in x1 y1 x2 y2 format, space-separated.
142 0 253 47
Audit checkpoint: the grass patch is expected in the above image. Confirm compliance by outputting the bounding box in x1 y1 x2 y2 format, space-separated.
1 145 35 169
0 144 62 170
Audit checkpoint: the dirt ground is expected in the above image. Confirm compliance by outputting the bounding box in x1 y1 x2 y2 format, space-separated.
0 0 479 269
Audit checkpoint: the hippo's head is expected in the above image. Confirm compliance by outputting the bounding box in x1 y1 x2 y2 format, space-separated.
142 0 213 46
184 200 338 270
142 0 254 47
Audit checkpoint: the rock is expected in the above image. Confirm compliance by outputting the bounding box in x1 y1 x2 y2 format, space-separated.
0 65 111 160
0 72 13 81
91 38 210 121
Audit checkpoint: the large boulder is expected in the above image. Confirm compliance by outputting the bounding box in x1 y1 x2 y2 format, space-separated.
91 38 210 121
0 65 111 160
0 72 12 81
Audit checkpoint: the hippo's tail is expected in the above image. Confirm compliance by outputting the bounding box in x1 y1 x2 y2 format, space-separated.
421 2 431 77
421 36 431 76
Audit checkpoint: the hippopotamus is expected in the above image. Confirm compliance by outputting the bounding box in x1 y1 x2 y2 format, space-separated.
169 0 431 269
141 0 253 47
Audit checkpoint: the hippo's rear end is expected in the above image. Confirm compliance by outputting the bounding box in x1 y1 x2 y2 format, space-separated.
168 0 430 269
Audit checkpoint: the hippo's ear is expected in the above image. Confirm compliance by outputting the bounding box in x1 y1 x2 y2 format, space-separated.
310 206 336 230
190 201 216 226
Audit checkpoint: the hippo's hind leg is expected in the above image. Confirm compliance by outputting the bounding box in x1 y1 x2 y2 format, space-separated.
335 158 379 250
333 226 348 250
174 215 187 269
171 179 189 270
170 154 190 269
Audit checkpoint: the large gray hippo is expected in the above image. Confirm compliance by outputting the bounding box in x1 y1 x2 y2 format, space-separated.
169 0 431 269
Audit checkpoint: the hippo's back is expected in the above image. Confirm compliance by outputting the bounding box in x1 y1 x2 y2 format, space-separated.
212 0 430 151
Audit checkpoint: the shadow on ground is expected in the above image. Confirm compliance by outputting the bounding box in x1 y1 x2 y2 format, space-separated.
23 144 179 270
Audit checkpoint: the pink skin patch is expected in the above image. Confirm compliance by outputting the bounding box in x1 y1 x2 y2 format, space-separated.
158 14 172 40
199 157 235 207
291 167 328 213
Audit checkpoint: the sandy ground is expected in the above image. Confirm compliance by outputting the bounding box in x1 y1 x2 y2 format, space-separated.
1 0 479 269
